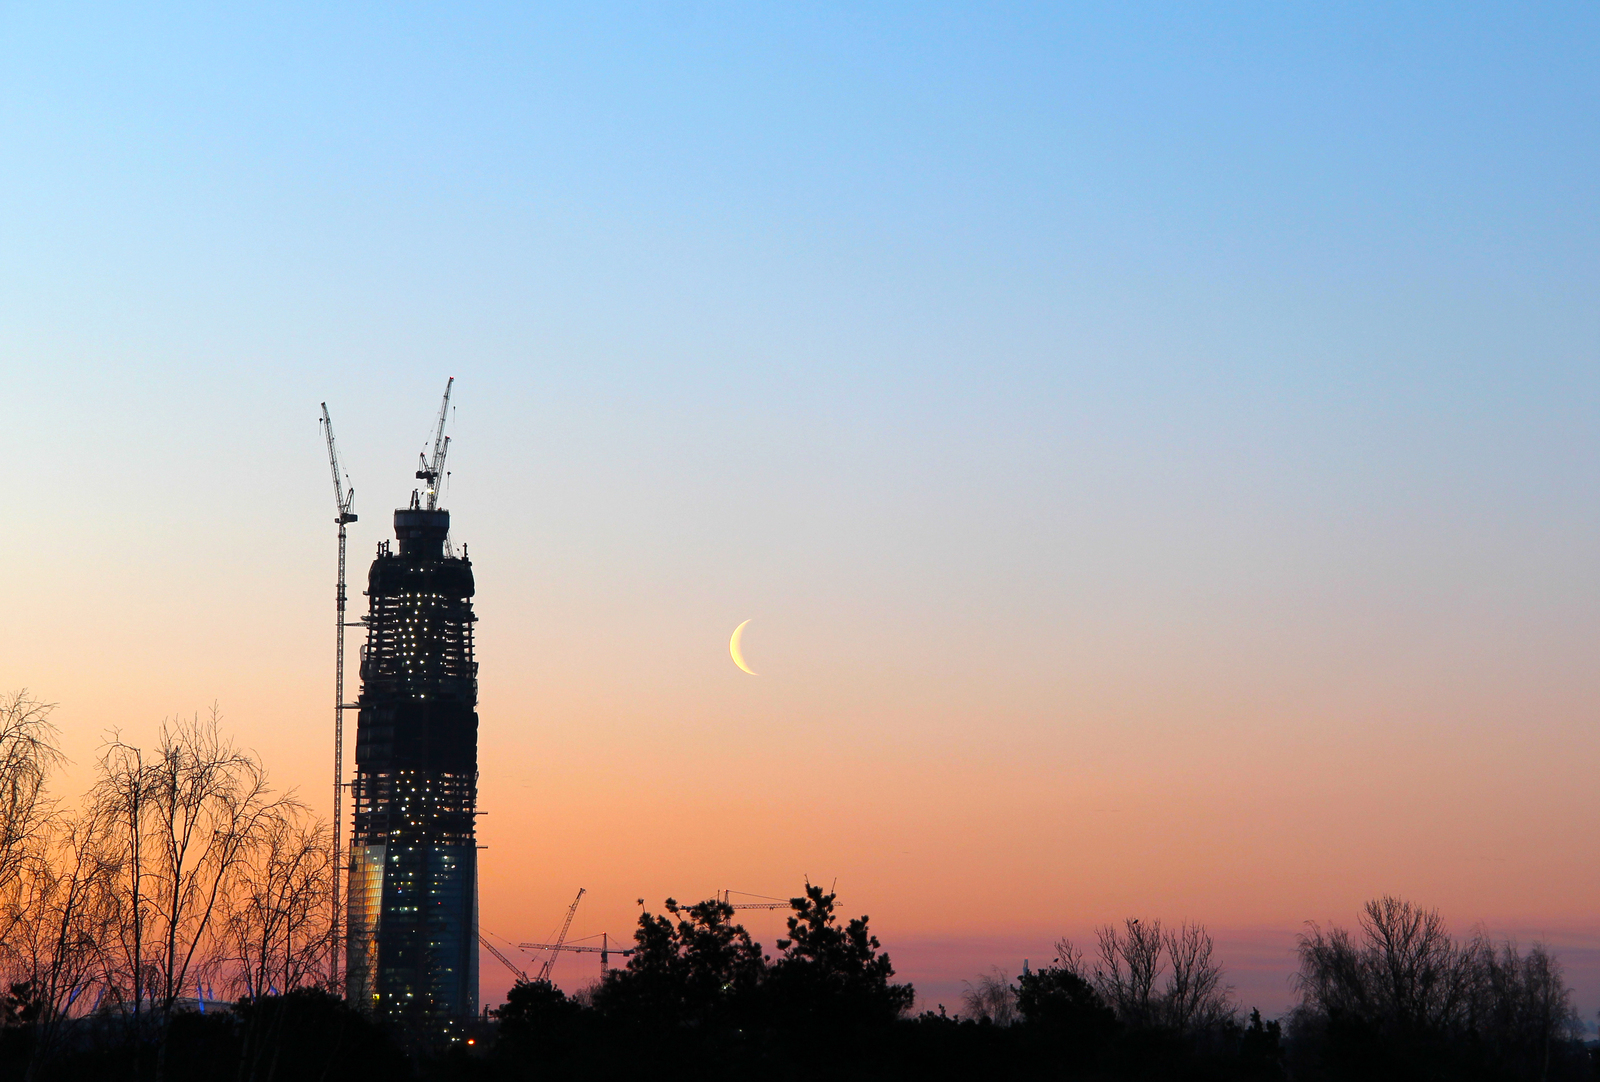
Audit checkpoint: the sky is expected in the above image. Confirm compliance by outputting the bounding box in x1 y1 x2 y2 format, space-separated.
1 2 1597 1018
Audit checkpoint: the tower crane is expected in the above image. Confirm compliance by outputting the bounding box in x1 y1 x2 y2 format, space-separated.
516 932 635 972
531 888 585 983
716 890 791 910
478 933 529 983
319 403 359 986
415 376 453 511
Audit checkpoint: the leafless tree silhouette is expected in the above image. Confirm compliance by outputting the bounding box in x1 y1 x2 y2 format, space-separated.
1294 896 1581 1076
8 803 122 1082
1050 918 1235 1036
225 814 334 1082
0 692 64 949
1094 918 1166 1029
226 814 334 1000
92 709 301 1080
1049 936 1090 979
961 968 1018 1026
1297 896 1466 1034
1161 922 1230 1034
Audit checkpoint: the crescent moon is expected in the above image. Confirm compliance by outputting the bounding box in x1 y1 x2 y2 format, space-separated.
729 619 757 676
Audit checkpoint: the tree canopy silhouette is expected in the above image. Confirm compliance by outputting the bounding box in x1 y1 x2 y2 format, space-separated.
591 896 766 1029
766 881 915 1030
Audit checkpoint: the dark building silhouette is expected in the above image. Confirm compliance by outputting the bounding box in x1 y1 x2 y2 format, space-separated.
346 504 478 1026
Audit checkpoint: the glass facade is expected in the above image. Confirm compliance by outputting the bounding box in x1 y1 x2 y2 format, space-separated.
347 842 385 1005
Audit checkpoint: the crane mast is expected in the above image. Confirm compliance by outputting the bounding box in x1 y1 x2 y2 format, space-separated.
319 403 358 987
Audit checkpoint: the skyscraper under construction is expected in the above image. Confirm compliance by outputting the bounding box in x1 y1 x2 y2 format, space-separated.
347 392 478 1026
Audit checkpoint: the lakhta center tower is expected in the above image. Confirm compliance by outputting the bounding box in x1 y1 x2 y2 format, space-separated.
347 383 478 1027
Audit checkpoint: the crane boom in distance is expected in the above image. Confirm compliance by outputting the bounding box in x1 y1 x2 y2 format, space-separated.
534 888 586 983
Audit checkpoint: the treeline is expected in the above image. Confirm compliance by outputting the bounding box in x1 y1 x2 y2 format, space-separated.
0 691 1593 1081
1290 896 1587 1080
488 897 1269 1080
0 692 335 1081
488 896 1588 1081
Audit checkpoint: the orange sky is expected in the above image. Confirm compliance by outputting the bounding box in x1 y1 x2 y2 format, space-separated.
4 1 1598 1023
7 475 1597 1014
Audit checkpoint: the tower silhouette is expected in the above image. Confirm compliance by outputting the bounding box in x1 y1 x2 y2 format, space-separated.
346 502 479 1027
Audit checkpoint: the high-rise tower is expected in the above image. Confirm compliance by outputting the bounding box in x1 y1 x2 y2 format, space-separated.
346 500 479 1026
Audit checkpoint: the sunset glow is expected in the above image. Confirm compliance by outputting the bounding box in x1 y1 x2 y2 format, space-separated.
2 3 1596 1046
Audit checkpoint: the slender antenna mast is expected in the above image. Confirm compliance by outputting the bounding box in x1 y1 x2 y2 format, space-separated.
320 403 358 988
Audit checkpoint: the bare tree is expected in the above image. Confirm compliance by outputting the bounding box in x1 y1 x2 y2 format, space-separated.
1050 936 1089 979
961 968 1019 1026
0 692 64 949
93 709 298 1080
9 804 123 1082
0 695 352 1081
1295 897 1583 1077
1161 922 1230 1034
1461 939 1581 1080
93 731 153 1027
226 812 334 1082
1294 921 1369 1024
1059 918 1234 1036
227 813 334 1000
1094 918 1165 1028
1297 896 1469 1035
1359 895 1467 1032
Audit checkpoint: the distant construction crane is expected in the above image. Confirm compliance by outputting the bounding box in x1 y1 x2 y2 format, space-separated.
527 888 585 983
415 377 453 511
319 403 359 985
479 933 529 983
517 932 635 972
717 890 792 911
